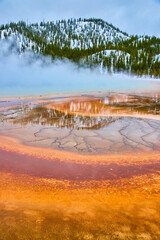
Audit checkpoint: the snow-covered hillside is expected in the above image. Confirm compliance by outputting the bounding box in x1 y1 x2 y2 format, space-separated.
0 18 129 53
0 18 160 78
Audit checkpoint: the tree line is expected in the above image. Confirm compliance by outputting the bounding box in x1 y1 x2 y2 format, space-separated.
0 19 160 77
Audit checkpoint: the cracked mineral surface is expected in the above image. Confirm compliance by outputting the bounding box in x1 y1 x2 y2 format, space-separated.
0 91 160 240
1 92 160 154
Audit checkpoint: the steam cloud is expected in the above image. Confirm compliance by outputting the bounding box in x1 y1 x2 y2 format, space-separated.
0 39 157 97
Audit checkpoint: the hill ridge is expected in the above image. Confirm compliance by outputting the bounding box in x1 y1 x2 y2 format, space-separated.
0 18 160 78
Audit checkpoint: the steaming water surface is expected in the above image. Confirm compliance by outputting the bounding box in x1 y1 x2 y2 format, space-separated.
1 51 160 240
0 53 160 97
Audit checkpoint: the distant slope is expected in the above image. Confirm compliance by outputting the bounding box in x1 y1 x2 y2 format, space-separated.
0 18 160 78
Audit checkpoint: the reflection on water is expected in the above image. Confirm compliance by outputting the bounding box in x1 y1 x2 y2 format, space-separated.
2 93 160 130
49 94 160 117
1 93 160 240
10 106 117 130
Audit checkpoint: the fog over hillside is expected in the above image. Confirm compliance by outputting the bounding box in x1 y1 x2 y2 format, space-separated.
0 39 156 97
0 18 160 78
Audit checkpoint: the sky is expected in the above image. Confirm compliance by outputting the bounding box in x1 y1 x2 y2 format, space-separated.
0 0 160 36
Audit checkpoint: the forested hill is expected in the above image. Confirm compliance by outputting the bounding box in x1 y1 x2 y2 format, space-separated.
0 18 160 78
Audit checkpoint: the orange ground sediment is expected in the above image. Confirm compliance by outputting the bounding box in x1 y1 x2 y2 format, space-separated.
0 136 160 239
0 135 160 165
